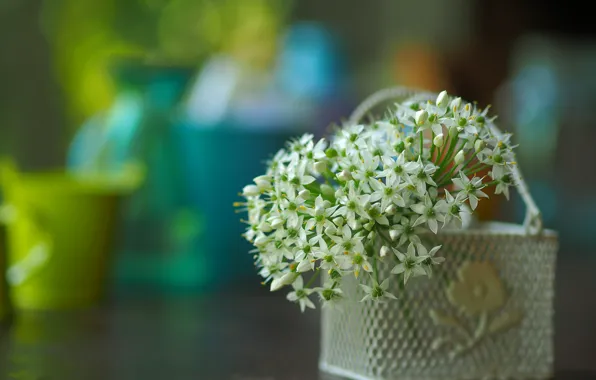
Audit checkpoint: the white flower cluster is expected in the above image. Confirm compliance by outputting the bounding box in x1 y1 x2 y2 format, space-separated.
236 91 517 311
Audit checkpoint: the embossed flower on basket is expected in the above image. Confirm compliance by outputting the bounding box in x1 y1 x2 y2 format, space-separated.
447 261 505 316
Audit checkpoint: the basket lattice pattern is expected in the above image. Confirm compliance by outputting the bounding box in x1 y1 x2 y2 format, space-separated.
320 224 558 380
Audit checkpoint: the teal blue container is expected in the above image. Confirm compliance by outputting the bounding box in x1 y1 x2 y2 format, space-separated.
68 60 198 291
175 123 293 290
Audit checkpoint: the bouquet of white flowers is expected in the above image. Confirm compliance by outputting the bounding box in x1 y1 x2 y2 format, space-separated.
236 90 518 311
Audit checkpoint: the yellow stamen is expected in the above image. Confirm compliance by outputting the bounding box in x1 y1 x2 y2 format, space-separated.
344 251 349 255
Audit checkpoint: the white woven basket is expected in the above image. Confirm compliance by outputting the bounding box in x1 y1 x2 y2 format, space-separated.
319 88 559 380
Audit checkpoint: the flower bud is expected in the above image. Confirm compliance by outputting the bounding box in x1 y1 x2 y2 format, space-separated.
254 235 268 246
281 271 298 285
449 125 459 139
451 97 462 112
363 221 375 231
332 217 344 227
297 260 312 273
389 229 400 241
324 226 337 236
260 222 272 233
337 169 352 182
270 218 284 229
242 185 260 197
314 160 327 173
415 110 428 125
320 184 334 197
298 189 311 200
474 139 486 153
254 175 271 190
325 148 338 158
270 277 284 291
454 150 465 165
436 90 449 109
367 230 377 241
433 133 444 147
380 246 391 258
385 204 397 215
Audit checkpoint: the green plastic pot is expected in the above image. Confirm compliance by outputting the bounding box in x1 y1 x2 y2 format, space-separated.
0 224 10 322
0 160 142 309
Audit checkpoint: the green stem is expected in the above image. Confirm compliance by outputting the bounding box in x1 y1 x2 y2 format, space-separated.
436 151 477 187
430 131 436 160
464 163 490 176
305 269 321 288
419 131 424 158
372 256 379 284
434 135 459 179
437 166 459 188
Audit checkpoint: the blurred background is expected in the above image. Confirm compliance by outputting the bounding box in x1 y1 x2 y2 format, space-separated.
0 0 595 378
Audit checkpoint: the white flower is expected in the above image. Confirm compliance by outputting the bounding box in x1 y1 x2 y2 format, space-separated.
410 195 445 234
280 189 306 227
253 175 272 191
348 251 373 278
237 89 516 308
361 278 398 302
314 241 350 271
242 185 260 197
335 184 369 229
389 215 423 247
363 203 389 226
436 189 467 227
286 276 316 312
329 224 365 256
410 157 438 195
305 196 337 235
452 172 488 210
351 151 380 188
494 173 514 200
259 261 288 283
391 243 428 284
417 244 444 277
287 162 316 188
316 282 344 309
379 152 419 184
370 177 406 211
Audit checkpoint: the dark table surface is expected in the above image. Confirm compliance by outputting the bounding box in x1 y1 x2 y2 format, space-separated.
1 254 596 380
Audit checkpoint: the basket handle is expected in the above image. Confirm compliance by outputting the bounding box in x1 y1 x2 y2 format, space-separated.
348 86 543 236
